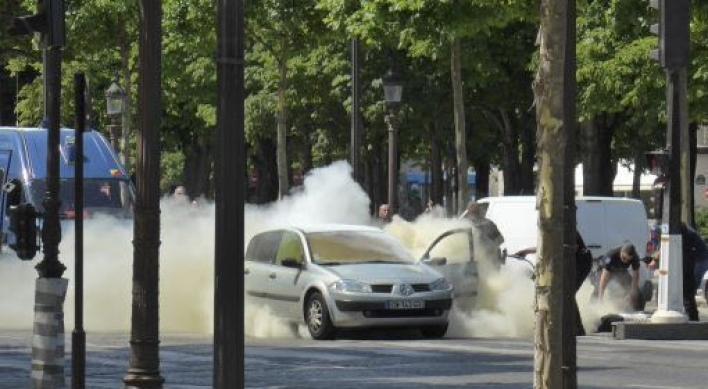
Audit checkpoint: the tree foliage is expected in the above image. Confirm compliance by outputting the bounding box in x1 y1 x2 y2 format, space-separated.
2 0 708 201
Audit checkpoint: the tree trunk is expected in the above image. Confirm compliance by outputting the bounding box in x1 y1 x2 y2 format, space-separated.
581 116 615 196
430 120 444 206
451 38 468 214
120 26 133 175
533 0 574 387
300 131 312 175
276 55 289 199
254 136 278 204
632 151 643 199
689 122 697 226
445 141 457 216
499 108 521 194
679 70 691 226
473 158 490 199
520 117 537 194
183 138 213 200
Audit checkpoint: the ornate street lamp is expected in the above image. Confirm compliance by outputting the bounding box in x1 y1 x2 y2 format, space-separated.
382 67 403 216
105 74 126 153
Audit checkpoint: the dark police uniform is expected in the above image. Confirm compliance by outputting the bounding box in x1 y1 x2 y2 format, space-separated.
681 224 708 321
601 246 643 311
575 232 593 335
603 247 640 278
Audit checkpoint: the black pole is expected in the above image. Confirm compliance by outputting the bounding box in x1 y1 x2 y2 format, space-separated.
72 73 86 389
36 46 65 278
561 0 578 387
350 38 362 184
215 0 245 388
123 0 164 387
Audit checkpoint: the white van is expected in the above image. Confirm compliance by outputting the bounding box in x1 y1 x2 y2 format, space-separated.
475 196 653 298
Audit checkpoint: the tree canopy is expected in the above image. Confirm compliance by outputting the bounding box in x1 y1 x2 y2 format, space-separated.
2 0 708 200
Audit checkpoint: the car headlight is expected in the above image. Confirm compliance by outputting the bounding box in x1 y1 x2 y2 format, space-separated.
430 278 452 291
330 279 372 293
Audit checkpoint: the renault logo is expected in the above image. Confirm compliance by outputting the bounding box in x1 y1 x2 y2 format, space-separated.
399 283 414 296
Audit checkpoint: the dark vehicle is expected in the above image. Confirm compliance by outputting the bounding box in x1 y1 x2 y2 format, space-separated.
0 127 134 247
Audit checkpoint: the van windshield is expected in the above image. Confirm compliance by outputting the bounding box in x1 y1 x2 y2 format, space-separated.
29 178 134 218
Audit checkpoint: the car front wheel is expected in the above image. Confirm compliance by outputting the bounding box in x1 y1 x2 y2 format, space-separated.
421 324 448 339
306 292 335 340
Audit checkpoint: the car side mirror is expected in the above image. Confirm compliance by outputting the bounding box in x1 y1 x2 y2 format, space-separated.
281 257 303 269
3 178 22 208
422 257 447 266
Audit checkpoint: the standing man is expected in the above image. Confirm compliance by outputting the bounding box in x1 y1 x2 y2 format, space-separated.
464 202 505 265
597 243 642 310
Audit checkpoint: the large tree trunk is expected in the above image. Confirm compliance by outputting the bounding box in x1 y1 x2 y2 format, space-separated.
276 55 289 198
451 37 468 214
533 0 575 387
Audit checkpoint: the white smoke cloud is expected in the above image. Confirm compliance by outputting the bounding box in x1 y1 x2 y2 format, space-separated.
0 160 622 338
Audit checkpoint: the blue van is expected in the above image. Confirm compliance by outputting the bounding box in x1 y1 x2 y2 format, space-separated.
0 127 135 233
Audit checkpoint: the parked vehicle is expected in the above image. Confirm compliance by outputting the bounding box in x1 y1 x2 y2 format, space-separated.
475 196 653 300
0 127 134 249
244 224 454 340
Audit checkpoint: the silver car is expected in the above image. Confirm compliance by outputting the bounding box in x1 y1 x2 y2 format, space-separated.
244 224 454 340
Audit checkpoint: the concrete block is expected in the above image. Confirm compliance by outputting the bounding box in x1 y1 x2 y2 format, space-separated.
612 321 708 340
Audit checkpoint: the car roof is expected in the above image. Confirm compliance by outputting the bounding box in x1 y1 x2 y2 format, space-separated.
476 195 643 204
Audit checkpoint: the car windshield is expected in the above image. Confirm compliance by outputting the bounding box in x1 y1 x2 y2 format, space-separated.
306 230 414 265
29 178 134 218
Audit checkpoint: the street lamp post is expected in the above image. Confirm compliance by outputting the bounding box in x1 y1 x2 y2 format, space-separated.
123 0 164 387
382 67 403 216
105 74 126 154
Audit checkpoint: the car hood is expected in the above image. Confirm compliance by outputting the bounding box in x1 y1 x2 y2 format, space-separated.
324 263 441 284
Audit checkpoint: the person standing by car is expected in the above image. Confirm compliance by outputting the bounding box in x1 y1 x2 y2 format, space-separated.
464 202 505 265
597 243 642 310
648 223 708 321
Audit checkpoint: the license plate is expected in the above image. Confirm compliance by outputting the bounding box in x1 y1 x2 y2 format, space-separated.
386 300 424 310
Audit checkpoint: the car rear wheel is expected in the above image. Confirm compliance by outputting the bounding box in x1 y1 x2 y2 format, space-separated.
421 324 448 339
306 292 335 340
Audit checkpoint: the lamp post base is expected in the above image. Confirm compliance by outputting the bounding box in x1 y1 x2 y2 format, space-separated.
651 309 688 324
123 371 165 389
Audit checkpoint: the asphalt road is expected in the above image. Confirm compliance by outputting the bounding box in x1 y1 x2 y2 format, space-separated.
1 329 707 389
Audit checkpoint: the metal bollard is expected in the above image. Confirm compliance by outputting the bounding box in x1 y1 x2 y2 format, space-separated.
32 278 69 389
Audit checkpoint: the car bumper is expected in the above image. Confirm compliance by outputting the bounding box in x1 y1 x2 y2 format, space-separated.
328 291 452 328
